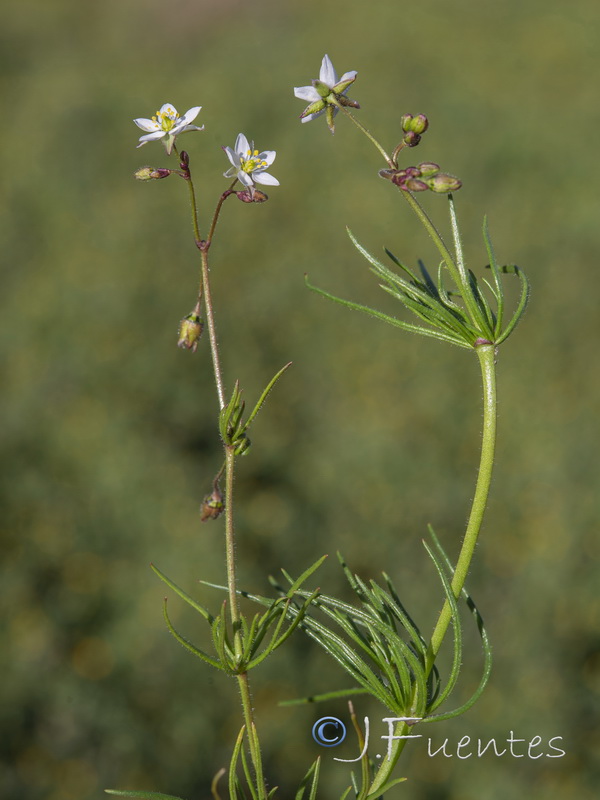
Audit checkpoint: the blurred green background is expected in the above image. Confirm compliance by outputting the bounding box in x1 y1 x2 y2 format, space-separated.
2 0 599 798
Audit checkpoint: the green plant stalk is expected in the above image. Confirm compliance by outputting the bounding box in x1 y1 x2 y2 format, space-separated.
188 183 266 797
337 103 392 165
200 248 226 410
426 342 496 668
365 343 497 798
224 445 268 800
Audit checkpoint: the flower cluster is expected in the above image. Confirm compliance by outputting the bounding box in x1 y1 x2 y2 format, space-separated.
133 106 279 190
379 162 462 193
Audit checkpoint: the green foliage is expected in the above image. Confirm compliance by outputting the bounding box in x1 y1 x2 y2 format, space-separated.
3 1 598 800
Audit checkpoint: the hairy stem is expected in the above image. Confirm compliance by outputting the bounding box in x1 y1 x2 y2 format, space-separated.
200 248 226 410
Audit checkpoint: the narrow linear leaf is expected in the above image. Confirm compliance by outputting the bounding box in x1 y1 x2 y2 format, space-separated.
384 247 420 282
365 776 407 799
162 599 222 670
151 564 213 623
421 542 463 712
482 216 504 335
305 276 471 347
228 726 246 800
105 792 188 800
242 361 293 434
279 687 369 707
240 746 258 800
495 264 530 345
286 555 328 595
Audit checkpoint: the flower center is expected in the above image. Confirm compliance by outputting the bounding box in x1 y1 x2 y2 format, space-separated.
241 149 267 174
154 106 179 132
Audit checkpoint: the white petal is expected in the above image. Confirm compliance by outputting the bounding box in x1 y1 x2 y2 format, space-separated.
237 171 253 187
224 146 241 168
258 150 276 166
180 124 205 134
294 85 320 102
338 70 358 85
319 54 337 87
159 102 177 115
136 131 165 146
179 106 202 126
134 117 160 132
223 166 237 178
254 172 279 186
235 133 251 156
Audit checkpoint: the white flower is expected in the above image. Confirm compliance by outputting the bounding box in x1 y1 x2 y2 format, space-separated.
294 54 358 132
134 103 204 155
223 133 279 187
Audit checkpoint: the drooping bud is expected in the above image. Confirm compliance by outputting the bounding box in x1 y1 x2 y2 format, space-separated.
424 173 463 193
134 166 172 181
179 150 190 178
177 310 204 352
235 189 269 203
200 483 224 522
337 95 360 109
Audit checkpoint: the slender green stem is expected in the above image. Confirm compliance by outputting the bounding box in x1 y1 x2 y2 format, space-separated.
337 105 393 165
206 180 238 246
426 342 497 667
366 343 497 797
200 249 226 410
224 446 241 632
174 145 202 243
399 191 462 287
225 446 268 800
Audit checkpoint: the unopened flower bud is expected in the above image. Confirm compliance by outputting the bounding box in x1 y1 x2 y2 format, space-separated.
235 189 269 203
177 311 204 352
417 162 440 177
200 484 224 522
401 113 429 134
337 95 360 109
403 131 421 147
425 173 463 193
134 166 172 181
404 178 429 192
